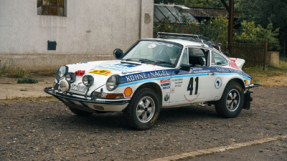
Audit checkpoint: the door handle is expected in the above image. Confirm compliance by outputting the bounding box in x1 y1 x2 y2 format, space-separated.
208 72 215 76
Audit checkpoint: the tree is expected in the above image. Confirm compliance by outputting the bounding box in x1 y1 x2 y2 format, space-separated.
238 0 287 53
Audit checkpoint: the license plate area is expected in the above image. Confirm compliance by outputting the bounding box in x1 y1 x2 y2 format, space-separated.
70 84 87 93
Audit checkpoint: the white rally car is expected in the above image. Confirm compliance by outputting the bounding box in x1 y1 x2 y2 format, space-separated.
45 32 261 130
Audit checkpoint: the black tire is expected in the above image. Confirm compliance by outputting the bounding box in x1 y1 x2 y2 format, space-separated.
68 107 93 116
215 82 244 118
123 88 160 130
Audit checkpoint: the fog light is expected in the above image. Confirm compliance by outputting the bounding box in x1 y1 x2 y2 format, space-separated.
82 75 94 87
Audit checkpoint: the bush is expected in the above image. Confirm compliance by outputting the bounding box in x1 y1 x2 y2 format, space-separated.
234 21 280 50
8 67 30 78
17 78 38 84
0 60 8 76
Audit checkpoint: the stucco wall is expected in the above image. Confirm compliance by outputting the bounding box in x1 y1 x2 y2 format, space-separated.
0 0 153 71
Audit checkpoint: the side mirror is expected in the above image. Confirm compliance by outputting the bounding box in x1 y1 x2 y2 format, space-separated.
223 51 230 57
113 48 124 59
180 64 190 71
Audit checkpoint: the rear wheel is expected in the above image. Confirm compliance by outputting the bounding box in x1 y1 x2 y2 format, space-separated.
215 82 244 118
68 107 93 116
123 88 160 130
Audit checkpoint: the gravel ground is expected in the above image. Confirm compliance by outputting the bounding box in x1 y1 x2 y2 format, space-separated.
187 139 287 161
0 86 287 161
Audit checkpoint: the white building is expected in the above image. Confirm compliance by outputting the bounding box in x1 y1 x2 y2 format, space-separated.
0 0 153 71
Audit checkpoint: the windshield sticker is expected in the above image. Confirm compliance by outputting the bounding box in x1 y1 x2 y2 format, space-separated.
91 63 139 72
89 70 112 76
166 44 174 47
148 44 157 49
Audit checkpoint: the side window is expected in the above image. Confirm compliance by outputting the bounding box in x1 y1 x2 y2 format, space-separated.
180 48 188 65
188 48 206 66
212 51 228 66
189 48 205 57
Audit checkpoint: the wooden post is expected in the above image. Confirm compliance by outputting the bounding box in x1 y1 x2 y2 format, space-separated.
263 41 268 71
228 0 234 56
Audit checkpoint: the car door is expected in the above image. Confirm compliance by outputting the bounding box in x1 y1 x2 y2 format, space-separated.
169 47 218 105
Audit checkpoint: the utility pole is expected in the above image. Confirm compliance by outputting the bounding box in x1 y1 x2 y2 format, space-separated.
220 0 234 56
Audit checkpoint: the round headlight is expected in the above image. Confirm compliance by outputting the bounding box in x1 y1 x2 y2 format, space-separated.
106 75 120 91
82 75 94 87
55 66 68 80
65 73 76 83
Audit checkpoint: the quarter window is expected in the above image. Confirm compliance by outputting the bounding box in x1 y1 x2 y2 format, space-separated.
180 48 189 66
37 0 66 16
212 51 228 66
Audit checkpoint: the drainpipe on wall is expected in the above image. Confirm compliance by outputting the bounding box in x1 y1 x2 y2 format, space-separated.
139 0 142 40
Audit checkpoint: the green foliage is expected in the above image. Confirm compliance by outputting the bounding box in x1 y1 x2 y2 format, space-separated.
198 16 228 43
17 78 38 84
8 67 30 78
234 21 280 50
154 15 228 43
0 60 9 76
20 88 28 91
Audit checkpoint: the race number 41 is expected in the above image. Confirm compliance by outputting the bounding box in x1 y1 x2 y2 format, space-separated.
187 77 199 95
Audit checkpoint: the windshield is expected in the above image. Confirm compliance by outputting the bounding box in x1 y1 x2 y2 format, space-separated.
122 41 183 67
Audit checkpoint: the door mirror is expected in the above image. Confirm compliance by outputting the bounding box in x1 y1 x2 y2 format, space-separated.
222 51 230 57
180 64 190 71
113 48 124 59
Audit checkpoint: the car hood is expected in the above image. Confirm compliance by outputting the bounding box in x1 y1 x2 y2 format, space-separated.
66 60 172 94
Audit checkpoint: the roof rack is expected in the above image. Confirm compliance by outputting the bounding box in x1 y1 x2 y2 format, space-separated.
157 32 222 51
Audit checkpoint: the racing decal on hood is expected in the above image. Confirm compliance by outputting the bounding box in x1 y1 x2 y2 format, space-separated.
91 63 139 72
89 70 112 76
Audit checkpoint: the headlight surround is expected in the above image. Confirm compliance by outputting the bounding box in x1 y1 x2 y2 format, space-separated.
55 66 68 81
82 75 94 87
106 75 121 91
65 72 76 83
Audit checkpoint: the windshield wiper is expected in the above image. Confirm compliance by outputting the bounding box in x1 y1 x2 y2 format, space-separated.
138 59 154 63
155 61 173 65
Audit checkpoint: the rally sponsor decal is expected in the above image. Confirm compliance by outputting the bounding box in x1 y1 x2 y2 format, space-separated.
124 87 133 97
160 79 170 83
171 87 175 94
184 93 200 103
173 78 183 88
214 77 222 89
122 70 171 83
89 70 112 76
91 63 139 72
71 62 88 65
164 93 170 102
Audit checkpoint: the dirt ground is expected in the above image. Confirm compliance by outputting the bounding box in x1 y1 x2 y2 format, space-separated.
0 86 287 161
0 76 54 99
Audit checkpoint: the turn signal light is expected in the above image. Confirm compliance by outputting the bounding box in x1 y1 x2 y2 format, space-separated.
250 79 254 84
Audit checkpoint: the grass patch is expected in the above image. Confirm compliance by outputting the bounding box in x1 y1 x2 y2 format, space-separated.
17 78 38 84
8 67 30 78
243 60 287 87
20 88 28 91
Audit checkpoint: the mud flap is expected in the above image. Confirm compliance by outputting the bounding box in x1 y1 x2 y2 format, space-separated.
243 91 253 110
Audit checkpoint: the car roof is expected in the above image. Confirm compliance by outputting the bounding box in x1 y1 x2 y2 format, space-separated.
141 38 210 48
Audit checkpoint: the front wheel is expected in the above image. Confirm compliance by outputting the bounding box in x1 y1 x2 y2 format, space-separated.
123 88 160 130
215 82 244 118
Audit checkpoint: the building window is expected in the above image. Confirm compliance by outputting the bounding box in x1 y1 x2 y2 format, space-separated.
37 0 66 16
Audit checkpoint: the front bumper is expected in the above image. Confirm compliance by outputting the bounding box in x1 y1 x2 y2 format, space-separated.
44 87 129 112
245 83 262 93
